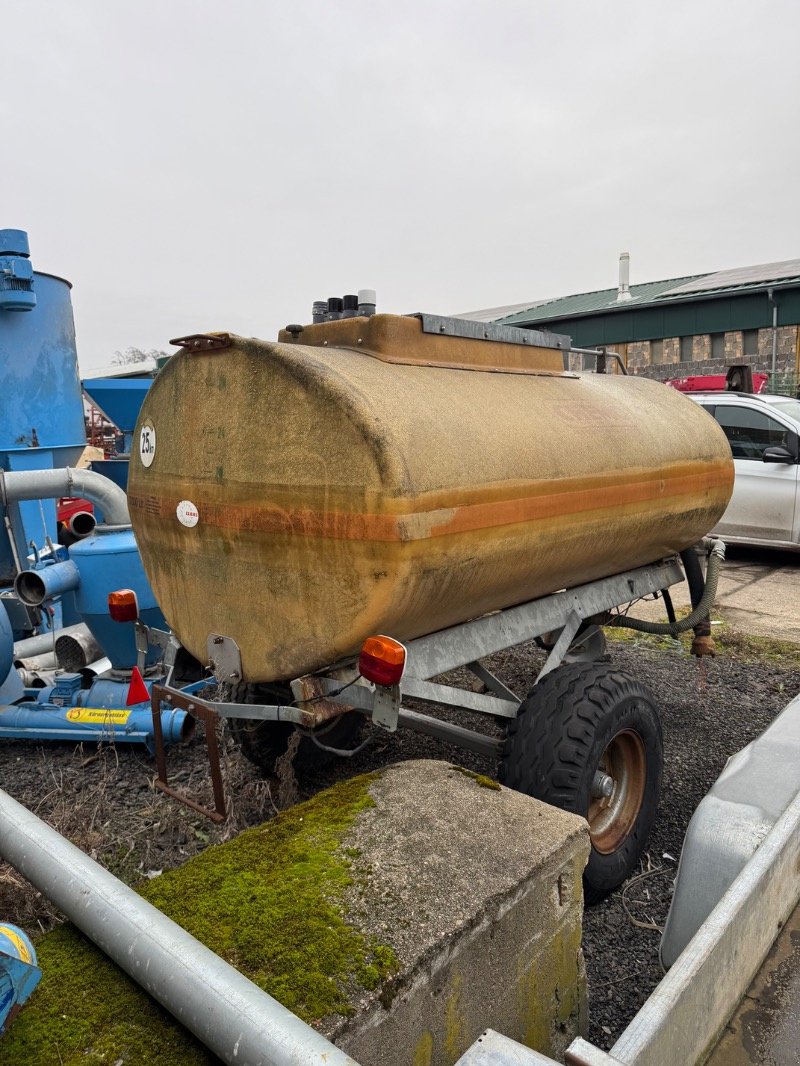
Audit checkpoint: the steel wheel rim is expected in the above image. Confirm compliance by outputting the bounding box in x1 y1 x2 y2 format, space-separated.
588 727 646 854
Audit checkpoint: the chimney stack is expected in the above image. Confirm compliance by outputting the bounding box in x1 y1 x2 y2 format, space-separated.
617 252 631 302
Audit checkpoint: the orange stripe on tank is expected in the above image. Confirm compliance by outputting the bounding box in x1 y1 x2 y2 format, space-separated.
129 460 732 544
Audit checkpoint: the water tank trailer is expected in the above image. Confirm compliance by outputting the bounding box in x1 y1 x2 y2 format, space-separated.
127 304 733 898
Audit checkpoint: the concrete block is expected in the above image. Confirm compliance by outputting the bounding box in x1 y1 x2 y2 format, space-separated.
1 761 588 1066
326 760 590 1066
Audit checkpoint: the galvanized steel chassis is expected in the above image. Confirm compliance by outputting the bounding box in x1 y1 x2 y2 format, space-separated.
150 557 684 818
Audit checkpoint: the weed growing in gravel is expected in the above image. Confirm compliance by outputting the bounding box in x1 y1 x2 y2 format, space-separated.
606 614 800 668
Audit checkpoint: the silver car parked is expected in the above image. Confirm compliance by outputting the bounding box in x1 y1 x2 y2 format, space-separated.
688 391 800 549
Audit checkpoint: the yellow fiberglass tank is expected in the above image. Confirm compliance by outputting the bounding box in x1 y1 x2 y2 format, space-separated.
127 314 734 682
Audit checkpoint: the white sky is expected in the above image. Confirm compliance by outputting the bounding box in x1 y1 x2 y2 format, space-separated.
5 0 800 371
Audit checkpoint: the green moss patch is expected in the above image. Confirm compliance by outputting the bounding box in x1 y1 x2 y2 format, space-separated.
451 766 501 791
0 772 397 1065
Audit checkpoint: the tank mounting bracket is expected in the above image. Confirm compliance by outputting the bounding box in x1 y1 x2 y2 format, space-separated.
413 313 570 351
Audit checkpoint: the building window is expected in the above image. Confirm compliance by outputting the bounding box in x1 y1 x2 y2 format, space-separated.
743 329 759 356
680 336 694 362
711 333 725 360
651 339 663 363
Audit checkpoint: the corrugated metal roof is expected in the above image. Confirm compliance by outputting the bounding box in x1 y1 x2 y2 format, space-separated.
497 275 702 325
662 259 800 297
491 259 800 326
453 299 552 322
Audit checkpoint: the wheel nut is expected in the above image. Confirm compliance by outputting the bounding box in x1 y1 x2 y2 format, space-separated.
592 771 615 799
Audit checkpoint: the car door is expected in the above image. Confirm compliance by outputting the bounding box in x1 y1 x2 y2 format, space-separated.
711 404 799 543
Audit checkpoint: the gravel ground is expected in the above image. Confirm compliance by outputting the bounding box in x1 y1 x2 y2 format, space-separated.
2 632 798 1053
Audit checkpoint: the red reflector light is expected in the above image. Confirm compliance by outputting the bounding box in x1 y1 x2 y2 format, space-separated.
108 589 140 623
359 635 406 687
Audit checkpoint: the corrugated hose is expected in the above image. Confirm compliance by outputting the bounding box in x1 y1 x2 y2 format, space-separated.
609 538 725 637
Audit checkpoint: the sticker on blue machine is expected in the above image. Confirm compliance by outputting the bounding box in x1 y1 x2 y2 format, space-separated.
139 420 157 467
176 500 199 527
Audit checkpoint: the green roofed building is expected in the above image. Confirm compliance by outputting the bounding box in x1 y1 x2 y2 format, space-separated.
459 256 800 393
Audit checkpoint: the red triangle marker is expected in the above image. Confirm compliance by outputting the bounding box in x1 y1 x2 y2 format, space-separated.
126 666 150 706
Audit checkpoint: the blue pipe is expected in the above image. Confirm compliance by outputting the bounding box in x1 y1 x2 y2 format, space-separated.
0 703 190 750
14 559 80 607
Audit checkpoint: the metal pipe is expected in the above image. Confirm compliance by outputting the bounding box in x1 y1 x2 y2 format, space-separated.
15 669 56 689
60 510 97 546
14 559 80 607
13 652 57 671
617 252 631 302
0 789 357 1066
13 631 57 659
768 287 778 376
55 628 103 671
78 657 113 684
14 623 94 661
0 468 130 527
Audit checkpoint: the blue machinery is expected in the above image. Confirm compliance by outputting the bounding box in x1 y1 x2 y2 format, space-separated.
0 229 186 748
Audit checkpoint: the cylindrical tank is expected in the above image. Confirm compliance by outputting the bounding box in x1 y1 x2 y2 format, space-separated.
0 230 87 584
128 316 734 682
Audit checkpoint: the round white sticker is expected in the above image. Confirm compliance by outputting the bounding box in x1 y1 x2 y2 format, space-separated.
139 421 156 467
176 500 199 527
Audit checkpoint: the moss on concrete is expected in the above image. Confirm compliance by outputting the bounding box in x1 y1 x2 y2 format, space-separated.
0 772 397 1066
451 766 501 791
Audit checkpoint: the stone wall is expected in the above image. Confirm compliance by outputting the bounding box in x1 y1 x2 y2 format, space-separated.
618 327 798 383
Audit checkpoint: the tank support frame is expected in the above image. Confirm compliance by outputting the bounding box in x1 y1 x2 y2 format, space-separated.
150 556 685 818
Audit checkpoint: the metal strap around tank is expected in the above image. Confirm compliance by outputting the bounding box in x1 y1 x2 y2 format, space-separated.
403 559 684 680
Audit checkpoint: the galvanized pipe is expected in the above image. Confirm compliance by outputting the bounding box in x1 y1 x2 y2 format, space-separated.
14 623 96 662
0 789 358 1066
78 657 112 683
55 627 103 671
13 631 59 659
12 652 58 672
0 468 130 527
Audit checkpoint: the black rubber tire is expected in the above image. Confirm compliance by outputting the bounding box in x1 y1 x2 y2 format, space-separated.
498 662 663 905
225 683 364 775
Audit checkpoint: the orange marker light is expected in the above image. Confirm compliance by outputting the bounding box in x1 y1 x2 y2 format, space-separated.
359 635 407 687
108 589 140 623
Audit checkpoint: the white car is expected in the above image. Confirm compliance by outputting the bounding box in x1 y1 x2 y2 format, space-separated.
688 391 800 550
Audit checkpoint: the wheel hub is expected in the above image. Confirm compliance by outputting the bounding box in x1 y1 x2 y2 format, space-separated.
588 727 647 854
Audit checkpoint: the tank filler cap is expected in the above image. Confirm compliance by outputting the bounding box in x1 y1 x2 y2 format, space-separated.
0 229 36 312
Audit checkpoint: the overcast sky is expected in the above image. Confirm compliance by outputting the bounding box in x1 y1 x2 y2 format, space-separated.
6 0 800 371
